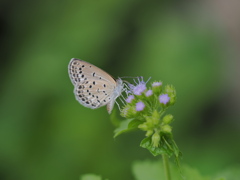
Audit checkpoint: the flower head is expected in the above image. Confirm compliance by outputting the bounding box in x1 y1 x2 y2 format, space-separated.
133 83 146 95
116 78 179 159
128 77 147 95
145 90 153 97
152 81 162 87
126 95 134 103
159 94 170 105
152 81 162 95
136 101 145 111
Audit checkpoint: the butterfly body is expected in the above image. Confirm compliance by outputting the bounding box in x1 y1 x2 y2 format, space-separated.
68 58 123 113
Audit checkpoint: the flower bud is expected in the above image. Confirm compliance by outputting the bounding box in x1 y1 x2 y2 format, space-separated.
161 125 172 134
169 95 176 106
144 117 155 130
164 85 176 105
145 116 153 124
162 114 173 124
152 81 162 95
151 132 161 147
120 105 136 118
138 123 148 131
146 130 153 137
152 110 160 125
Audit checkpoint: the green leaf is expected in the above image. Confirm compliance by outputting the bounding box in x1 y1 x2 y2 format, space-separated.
140 136 170 156
182 165 210 180
114 119 141 138
213 165 240 180
132 160 211 180
132 160 165 180
129 119 143 129
140 135 182 159
80 174 102 180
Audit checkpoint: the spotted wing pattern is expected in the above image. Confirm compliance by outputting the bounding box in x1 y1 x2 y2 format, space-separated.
68 58 117 110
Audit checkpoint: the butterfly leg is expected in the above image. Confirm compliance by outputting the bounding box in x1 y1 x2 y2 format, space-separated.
115 101 122 112
119 94 127 106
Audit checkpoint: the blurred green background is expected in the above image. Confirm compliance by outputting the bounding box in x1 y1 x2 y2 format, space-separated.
0 0 239 180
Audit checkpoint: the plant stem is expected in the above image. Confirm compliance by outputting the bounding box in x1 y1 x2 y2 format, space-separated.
162 154 171 180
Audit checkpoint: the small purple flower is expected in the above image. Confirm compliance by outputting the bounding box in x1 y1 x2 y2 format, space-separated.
159 94 170 105
128 83 135 91
133 83 146 95
126 95 134 103
136 101 145 111
145 90 153 97
128 77 147 95
152 82 162 87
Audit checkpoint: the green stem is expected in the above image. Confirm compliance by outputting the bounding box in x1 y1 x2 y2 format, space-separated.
162 154 171 180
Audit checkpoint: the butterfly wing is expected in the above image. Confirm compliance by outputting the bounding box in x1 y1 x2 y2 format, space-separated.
68 58 118 110
74 80 115 109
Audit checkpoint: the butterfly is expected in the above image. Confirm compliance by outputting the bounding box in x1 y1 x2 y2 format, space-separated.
68 58 124 114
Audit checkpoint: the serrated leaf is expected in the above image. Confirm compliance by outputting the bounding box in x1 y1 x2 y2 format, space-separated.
114 119 141 138
140 135 182 158
140 136 171 156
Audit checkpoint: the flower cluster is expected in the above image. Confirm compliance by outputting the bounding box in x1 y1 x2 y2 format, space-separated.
120 77 176 148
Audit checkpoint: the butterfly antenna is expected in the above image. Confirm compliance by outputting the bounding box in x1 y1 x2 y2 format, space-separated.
146 77 151 83
119 76 139 79
133 78 137 84
122 79 130 84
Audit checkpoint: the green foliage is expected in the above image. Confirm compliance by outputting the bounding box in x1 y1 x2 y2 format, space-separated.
80 174 103 180
140 135 181 159
132 160 210 180
80 163 240 180
113 118 140 138
213 166 240 180
132 160 165 180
